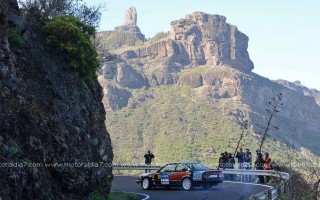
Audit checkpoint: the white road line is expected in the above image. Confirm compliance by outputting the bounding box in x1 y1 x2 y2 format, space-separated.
223 181 273 188
122 191 150 200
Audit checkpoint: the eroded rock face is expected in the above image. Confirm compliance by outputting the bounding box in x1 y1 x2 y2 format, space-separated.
0 1 113 199
124 7 137 26
170 12 254 70
99 78 132 111
115 12 253 72
275 79 320 106
116 6 144 41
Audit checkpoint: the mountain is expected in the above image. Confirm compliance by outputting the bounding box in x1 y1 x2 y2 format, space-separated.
98 7 320 164
275 79 320 106
0 1 113 199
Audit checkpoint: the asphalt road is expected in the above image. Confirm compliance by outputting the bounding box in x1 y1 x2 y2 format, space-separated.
112 176 271 200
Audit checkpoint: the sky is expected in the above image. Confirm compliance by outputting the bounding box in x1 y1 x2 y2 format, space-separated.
84 0 320 90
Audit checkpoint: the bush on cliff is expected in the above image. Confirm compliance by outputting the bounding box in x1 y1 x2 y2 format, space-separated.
44 15 99 79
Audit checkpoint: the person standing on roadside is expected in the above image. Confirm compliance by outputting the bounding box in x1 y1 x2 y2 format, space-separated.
226 153 235 181
236 148 245 181
218 153 227 170
144 150 154 172
244 149 252 182
255 152 265 183
263 152 272 183
236 148 245 169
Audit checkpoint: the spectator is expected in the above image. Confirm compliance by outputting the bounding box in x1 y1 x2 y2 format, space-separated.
244 149 252 182
263 152 272 183
236 148 245 169
255 152 265 183
218 153 227 170
226 153 235 181
236 148 245 181
144 150 154 172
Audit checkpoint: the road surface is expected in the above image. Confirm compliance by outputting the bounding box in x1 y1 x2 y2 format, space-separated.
112 176 271 200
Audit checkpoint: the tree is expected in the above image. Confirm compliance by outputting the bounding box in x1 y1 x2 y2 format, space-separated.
19 0 102 28
44 15 99 79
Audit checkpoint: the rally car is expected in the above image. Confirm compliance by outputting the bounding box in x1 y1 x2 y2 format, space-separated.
136 162 223 190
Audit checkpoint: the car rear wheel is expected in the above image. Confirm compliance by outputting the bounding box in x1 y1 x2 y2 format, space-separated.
142 178 152 190
182 178 193 191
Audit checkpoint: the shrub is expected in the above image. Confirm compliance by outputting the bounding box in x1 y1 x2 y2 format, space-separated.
44 15 99 79
8 27 25 47
19 0 102 28
147 31 169 43
100 29 142 51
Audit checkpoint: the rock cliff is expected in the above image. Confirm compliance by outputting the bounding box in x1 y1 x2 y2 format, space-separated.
114 11 253 71
0 1 113 199
275 79 320 106
98 7 145 43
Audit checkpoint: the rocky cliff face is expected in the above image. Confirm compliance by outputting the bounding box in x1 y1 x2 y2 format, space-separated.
275 80 320 106
98 9 320 155
98 7 145 42
99 11 254 110
0 1 113 199
114 11 253 71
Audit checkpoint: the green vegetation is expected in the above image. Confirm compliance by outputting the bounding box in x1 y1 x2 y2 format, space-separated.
147 31 169 43
89 191 139 200
107 85 307 166
100 29 143 51
44 15 99 79
8 27 25 47
19 0 102 28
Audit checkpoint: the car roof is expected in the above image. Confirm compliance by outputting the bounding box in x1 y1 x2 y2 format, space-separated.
166 162 199 165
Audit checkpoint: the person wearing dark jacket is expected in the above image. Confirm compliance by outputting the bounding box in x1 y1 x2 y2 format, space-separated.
244 149 252 182
236 148 245 181
218 153 227 170
255 153 265 183
236 148 245 169
226 153 235 181
144 150 154 164
144 151 154 172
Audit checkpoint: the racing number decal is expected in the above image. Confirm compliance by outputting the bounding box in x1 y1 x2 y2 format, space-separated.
161 174 170 184
193 171 203 180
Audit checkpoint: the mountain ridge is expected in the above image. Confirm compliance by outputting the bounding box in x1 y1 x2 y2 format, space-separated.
98 8 320 160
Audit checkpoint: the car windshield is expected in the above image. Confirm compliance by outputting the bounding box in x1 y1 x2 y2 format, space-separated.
186 163 208 171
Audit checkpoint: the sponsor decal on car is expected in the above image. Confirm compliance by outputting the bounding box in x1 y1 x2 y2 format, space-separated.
161 174 170 184
193 171 204 181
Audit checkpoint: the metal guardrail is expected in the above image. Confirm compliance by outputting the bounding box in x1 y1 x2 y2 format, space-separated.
112 164 289 178
112 164 163 170
112 164 289 200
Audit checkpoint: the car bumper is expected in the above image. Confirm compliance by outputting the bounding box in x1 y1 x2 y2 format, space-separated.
202 177 223 183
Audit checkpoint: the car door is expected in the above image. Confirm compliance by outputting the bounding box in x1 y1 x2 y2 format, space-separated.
156 163 176 186
169 163 189 186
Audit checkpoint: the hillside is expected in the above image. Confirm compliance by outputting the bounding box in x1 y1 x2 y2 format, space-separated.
98 7 320 167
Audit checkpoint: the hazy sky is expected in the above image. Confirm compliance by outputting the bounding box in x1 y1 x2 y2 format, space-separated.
84 0 320 90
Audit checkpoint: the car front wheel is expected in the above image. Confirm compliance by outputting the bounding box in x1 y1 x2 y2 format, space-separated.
142 178 152 190
182 178 193 191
